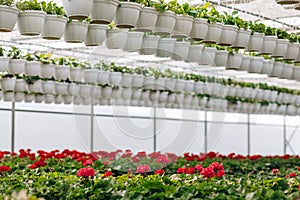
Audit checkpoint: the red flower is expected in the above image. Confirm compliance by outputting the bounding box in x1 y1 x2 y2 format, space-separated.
156 155 170 164
289 173 297 177
154 169 164 176
0 166 10 172
200 167 215 178
103 161 108 166
103 171 113 177
136 164 151 174
185 167 196 174
272 169 279 175
195 164 203 172
298 167 300 171
216 170 225 178
177 168 185 174
83 159 93 166
77 167 95 178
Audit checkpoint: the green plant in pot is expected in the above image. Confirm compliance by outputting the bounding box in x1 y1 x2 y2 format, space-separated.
249 21 266 34
41 1 65 16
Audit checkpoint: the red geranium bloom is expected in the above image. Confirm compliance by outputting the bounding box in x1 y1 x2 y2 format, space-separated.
154 169 164 176
0 166 10 172
77 167 95 178
298 167 300 171
289 173 297 177
136 164 151 174
83 159 93 166
103 171 113 177
195 164 203 172
272 169 279 175
200 167 215 178
177 168 185 174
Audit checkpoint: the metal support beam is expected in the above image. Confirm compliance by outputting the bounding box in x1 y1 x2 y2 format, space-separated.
247 114 251 156
90 101 94 153
11 102 15 153
153 107 157 152
204 111 208 153
283 116 287 155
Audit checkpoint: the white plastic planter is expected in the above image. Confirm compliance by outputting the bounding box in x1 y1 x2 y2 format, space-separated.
261 60 274 76
284 43 300 60
55 82 68 95
64 20 89 43
15 79 27 92
109 72 122 85
164 78 176 91
64 95 73 104
34 94 43 103
44 94 54 104
141 90 150 101
67 83 80 96
280 63 294 79
139 35 159 55
112 87 122 99
172 15 193 38
154 78 165 90
269 91 278 102
215 50 228 66
156 38 176 58
183 94 192 105
226 53 242 69
132 89 142 100
84 69 99 83
261 36 277 55
79 84 92 97
55 65 70 81
115 2 142 28
122 88 132 99
172 41 189 61
249 57 264 73
155 11 176 35
132 74 144 88
262 90 270 101
69 67 83 82
199 47 217 66
62 0 93 19
24 93 34 102
91 0 119 24
203 22 223 43
184 80 194 93
143 76 155 90
105 29 128 49
42 15 67 40
239 55 251 71
24 61 40 76
190 18 208 41
187 44 203 63
54 95 63 104
28 80 42 93
167 93 176 103
98 71 110 85
14 92 24 102
120 73 133 88
247 32 264 52
85 24 107 46
9 59 25 75
159 91 168 103
0 5 19 32
226 85 236 97
194 82 204 94
272 39 289 58
73 96 82 105
18 10 46 36
218 25 238 46
90 86 102 99
3 92 13 101
124 31 144 52
42 80 55 94
271 61 284 77
136 7 158 32
0 57 10 72
292 66 300 81
40 64 55 79
232 28 251 49
174 79 185 92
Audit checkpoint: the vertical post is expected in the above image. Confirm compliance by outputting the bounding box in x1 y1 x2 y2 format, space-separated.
153 107 157 152
283 115 287 155
204 111 208 153
11 101 15 153
90 100 94 153
247 114 250 156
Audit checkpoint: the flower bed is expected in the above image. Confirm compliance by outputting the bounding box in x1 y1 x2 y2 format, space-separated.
0 149 300 199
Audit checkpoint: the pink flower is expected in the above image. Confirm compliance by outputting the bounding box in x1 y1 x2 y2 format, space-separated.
272 169 279 175
154 169 164 175
103 171 113 177
77 167 95 178
136 164 151 174
83 159 93 166
156 155 170 164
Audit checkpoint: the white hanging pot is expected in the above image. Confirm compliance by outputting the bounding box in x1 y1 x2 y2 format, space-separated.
63 95 72 105
284 42 300 60
132 74 144 88
136 7 158 32
98 71 110 85
199 47 217 66
272 39 289 58
271 61 284 77
14 92 25 102
18 10 46 36
241 87 252 99
90 86 102 99
84 24 107 46
112 87 122 99
172 15 193 38
239 55 251 71
249 57 264 73
115 2 142 28
218 25 238 46
183 94 192 105
226 85 236 97
0 57 10 72
191 96 199 106
42 80 55 94
187 44 203 63
158 91 168 103
69 67 83 82
143 76 155 90
55 82 68 95
102 87 113 99
280 63 294 79
54 95 64 104
232 28 251 49
235 87 243 98
154 11 176 35
28 80 42 93
44 94 54 104
24 61 41 77
164 78 176 91
203 22 223 43
226 53 242 69
256 89 264 100
167 93 176 103
109 72 122 85
73 96 82 105
156 38 176 58
62 0 93 19
34 94 44 103
214 50 228 66
42 15 67 40
54 65 70 81
174 79 185 92
154 77 165 90
40 64 55 79
120 73 133 87
184 80 194 93
132 88 142 100
247 32 264 52
0 5 19 32
194 82 204 94
287 105 296 116
176 93 184 105
139 35 159 55
259 35 277 55
24 93 34 102
261 60 274 76
292 66 300 81
262 90 271 101
3 92 14 101
141 90 150 101
14 79 27 93
124 31 144 52
190 18 208 41
68 83 80 96
172 41 190 61
64 20 89 43
84 69 99 83
9 59 26 75
0 77 16 92
91 0 119 24
105 29 128 49
79 84 92 97
269 91 278 102
122 88 132 99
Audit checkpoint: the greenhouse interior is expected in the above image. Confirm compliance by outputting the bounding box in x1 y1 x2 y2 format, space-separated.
1 0 300 199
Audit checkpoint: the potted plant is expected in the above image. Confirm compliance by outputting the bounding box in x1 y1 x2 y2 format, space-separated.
0 72 16 91
247 21 265 52
135 0 158 32
53 57 70 81
248 56 264 73
55 81 68 95
41 79 55 94
83 63 100 84
79 84 92 97
131 67 146 88
67 83 80 96
232 17 251 49
15 76 27 92
115 0 142 28
24 76 42 93
203 7 223 44
260 26 277 55
84 20 107 46
271 60 284 77
7 46 25 75
284 33 300 60
153 0 176 35
187 43 203 63
292 65 300 81
218 11 239 46
124 31 144 52
239 54 251 71
261 57 274 76
0 0 20 32
24 53 40 76
64 19 89 43
91 0 119 24
226 50 242 69
0 46 9 72
189 2 209 41
24 92 34 102
41 1 68 40
199 45 217 66
105 23 128 49
139 33 159 55
14 92 25 102
172 40 189 61
214 46 228 66
3 91 13 101
16 0 46 35
62 0 93 20
272 29 289 58
44 93 54 104
36 53 55 79
280 62 294 79
64 57 83 82
156 37 176 57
